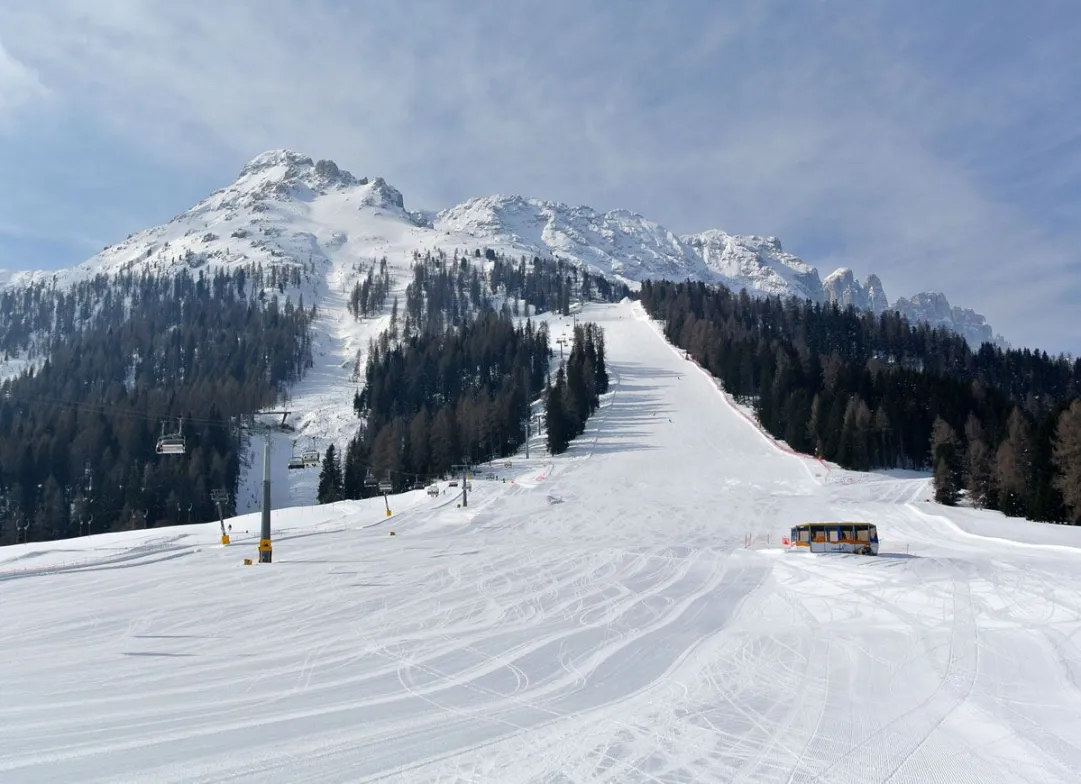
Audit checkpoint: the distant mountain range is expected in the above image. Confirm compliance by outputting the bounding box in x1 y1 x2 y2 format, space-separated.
1 149 1006 348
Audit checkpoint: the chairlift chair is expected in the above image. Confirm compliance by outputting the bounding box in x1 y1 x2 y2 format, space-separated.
287 440 305 470
155 419 186 456
301 438 321 467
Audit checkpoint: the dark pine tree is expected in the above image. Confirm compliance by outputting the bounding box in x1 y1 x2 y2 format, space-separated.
546 366 571 455
930 416 962 505
317 444 343 504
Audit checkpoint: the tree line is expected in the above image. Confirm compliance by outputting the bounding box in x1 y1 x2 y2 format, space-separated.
396 247 631 343
0 243 627 536
315 249 623 503
639 279 1081 524
546 323 609 454
0 259 314 363
0 268 314 543
318 310 551 502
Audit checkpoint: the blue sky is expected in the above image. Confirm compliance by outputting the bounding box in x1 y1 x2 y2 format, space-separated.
1 1 1079 353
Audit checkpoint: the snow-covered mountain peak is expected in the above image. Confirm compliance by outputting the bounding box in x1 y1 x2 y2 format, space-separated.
822 268 891 315
437 194 564 235
357 176 405 211
224 151 410 217
435 194 704 283
823 267 862 307
823 266 854 283
235 149 362 190
683 230 823 301
217 149 368 209
1 149 1007 351
238 148 314 177
433 192 1003 345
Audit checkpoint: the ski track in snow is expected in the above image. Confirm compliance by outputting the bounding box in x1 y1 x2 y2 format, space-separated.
2 300 1081 783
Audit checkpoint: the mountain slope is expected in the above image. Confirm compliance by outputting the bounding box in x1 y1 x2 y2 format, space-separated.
1 299 1077 783
0 150 1007 511
435 194 1004 348
3 149 1004 347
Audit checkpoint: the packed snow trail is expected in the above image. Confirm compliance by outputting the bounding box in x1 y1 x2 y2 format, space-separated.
2 300 1080 783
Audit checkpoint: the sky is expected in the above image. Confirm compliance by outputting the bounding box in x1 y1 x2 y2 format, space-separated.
0 0 1079 353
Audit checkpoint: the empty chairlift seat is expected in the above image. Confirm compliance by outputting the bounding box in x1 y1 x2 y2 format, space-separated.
156 436 186 455
156 419 186 456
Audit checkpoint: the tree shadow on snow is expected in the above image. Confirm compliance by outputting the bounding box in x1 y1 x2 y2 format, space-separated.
580 439 661 456
609 362 687 381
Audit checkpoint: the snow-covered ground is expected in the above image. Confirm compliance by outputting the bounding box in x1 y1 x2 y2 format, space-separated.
3 300 1080 783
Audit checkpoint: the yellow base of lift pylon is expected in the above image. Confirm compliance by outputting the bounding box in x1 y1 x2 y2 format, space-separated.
221 534 230 545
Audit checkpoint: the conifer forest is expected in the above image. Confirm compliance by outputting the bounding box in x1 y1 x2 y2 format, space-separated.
0 251 626 542
4 249 1078 544
0 267 314 543
639 280 1081 524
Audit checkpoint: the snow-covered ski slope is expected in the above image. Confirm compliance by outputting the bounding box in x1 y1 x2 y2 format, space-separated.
3 300 1081 783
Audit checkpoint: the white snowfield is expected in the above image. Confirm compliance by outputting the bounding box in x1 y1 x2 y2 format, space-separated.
2 300 1080 783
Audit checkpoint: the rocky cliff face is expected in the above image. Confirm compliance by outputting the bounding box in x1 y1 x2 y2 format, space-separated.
821 268 1002 347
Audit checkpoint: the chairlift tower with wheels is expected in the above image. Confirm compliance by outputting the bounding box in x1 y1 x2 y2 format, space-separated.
237 410 293 563
451 461 474 508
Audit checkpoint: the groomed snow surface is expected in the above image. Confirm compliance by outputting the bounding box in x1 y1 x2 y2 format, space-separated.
2 300 1080 783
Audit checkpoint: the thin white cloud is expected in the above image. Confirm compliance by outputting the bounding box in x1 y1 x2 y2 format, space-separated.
0 38 48 125
0 1 1079 352
0 218 106 251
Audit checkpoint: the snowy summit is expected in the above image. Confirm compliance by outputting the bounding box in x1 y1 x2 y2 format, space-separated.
4 149 1004 348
